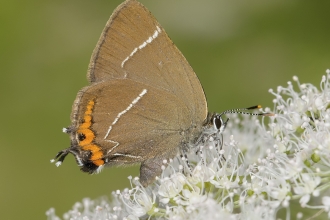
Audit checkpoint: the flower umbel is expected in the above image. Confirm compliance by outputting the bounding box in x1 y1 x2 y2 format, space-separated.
47 70 330 220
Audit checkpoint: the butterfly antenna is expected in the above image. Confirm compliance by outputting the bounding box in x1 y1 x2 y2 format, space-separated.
219 105 274 117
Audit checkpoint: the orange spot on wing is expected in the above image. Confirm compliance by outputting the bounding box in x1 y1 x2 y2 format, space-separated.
90 151 103 161
77 100 96 146
93 159 104 166
77 100 104 167
80 116 92 129
82 144 100 153
77 128 95 146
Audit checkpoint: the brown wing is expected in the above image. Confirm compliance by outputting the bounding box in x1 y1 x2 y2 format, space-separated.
87 0 207 128
69 0 208 186
71 79 189 178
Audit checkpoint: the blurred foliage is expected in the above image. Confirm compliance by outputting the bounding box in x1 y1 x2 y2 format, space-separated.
1 0 329 219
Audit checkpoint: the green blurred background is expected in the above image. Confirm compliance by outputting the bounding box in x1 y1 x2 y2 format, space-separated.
1 0 330 219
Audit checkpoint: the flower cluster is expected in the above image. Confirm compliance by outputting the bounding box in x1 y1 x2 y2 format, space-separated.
47 70 330 220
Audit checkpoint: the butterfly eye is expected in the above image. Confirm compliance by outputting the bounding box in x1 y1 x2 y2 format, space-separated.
213 115 223 130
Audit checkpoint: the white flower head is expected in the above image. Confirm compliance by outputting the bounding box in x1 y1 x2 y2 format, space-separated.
47 71 330 220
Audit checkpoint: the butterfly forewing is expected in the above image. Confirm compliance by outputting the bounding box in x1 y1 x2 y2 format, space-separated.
87 0 207 125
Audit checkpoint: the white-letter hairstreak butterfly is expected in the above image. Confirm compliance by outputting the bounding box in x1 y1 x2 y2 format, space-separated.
51 0 271 187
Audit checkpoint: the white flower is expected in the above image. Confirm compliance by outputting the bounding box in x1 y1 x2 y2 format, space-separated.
47 70 330 220
293 174 321 206
158 173 186 204
121 187 155 217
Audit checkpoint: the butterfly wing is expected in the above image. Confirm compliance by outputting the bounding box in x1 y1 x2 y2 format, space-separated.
87 0 207 126
67 0 208 186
